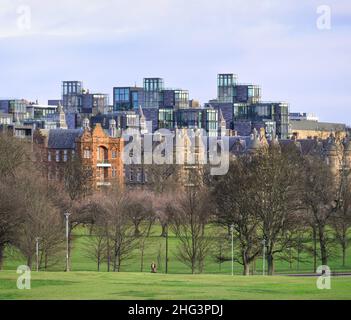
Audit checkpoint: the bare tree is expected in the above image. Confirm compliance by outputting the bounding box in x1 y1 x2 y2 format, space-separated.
0 134 31 269
330 165 351 266
213 156 261 275
14 172 64 269
98 187 138 272
64 154 93 202
302 155 338 266
170 184 212 274
83 225 107 271
251 145 303 275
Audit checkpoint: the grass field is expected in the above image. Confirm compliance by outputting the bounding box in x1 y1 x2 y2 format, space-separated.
3 226 351 275
1 271 351 300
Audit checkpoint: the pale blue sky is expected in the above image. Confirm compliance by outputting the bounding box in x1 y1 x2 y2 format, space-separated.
0 0 350 124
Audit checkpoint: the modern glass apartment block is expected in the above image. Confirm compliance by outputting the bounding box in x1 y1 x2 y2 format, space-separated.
62 81 83 95
248 102 289 139
158 108 174 129
26 104 57 119
217 74 238 103
233 103 249 120
113 87 144 112
273 102 289 139
62 81 83 113
202 109 218 137
174 90 189 109
0 100 28 122
234 85 261 104
248 103 274 121
176 109 203 129
113 87 130 111
92 94 109 115
143 78 164 108
161 89 189 110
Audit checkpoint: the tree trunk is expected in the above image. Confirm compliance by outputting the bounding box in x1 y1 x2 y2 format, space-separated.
318 225 328 265
117 255 121 272
342 242 346 267
267 254 274 275
0 243 4 270
140 242 145 272
243 263 250 276
106 237 110 272
191 257 196 274
45 253 48 270
313 227 317 273
134 224 140 237
27 255 33 270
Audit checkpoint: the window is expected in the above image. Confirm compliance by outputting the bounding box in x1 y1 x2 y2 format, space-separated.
84 149 91 159
112 167 116 177
137 170 142 182
112 150 117 159
63 150 68 162
114 88 130 102
56 150 60 162
48 152 51 162
132 91 139 109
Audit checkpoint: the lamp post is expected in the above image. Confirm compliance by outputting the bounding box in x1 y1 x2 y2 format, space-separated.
262 239 266 276
230 224 234 276
35 237 40 272
64 212 71 272
165 224 169 274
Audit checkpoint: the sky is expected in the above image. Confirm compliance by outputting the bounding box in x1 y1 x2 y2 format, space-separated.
0 0 350 124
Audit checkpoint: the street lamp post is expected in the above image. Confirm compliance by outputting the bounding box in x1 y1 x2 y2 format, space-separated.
165 224 169 274
230 224 234 276
262 239 266 276
64 212 71 272
35 237 40 272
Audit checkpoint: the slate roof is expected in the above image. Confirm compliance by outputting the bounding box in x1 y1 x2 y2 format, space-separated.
291 120 346 132
48 129 83 149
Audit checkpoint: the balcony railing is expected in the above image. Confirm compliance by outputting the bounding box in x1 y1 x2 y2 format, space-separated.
97 159 111 167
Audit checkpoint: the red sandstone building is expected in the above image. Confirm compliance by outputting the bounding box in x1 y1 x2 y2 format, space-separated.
34 121 124 188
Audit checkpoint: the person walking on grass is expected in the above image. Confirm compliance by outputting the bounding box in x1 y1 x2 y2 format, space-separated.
151 261 157 273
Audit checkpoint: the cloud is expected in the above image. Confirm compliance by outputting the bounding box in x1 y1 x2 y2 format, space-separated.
0 0 350 124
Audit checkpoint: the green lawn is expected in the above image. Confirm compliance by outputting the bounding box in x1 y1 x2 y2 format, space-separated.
3 225 351 275
1 271 351 300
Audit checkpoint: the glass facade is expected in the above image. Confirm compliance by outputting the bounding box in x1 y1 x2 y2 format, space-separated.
158 108 174 129
62 81 83 113
217 74 237 103
234 85 261 104
62 81 83 95
248 104 274 120
203 109 218 137
144 78 164 108
114 87 130 111
92 94 109 114
274 103 289 139
233 103 249 120
176 109 202 129
113 87 143 111
174 90 189 109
